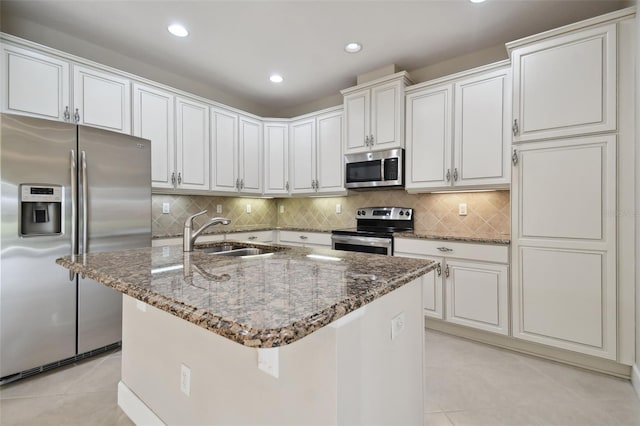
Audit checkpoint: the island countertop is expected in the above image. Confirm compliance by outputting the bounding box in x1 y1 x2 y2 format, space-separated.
56 243 436 348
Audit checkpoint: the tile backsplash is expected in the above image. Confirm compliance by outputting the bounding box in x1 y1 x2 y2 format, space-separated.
152 190 510 238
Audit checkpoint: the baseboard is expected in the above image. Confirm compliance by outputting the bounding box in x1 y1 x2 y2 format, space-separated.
426 319 632 379
631 365 640 399
117 381 165 425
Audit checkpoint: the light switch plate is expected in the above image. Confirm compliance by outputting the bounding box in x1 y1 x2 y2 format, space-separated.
336 204 342 214
180 364 191 396
458 203 467 216
246 204 252 214
216 204 222 214
162 202 170 214
279 205 285 214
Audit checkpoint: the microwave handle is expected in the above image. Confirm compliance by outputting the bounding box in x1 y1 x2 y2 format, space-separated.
380 158 385 181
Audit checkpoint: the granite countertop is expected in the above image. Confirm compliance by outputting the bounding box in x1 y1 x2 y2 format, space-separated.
153 227 510 244
56 242 436 348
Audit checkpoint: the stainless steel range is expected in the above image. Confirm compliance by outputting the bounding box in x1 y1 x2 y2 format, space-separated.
331 207 414 256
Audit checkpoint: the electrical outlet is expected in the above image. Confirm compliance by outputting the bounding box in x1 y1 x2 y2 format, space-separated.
336 204 342 214
391 312 406 340
216 204 222 214
162 202 170 214
458 203 467 216
180 364 191 396
246 204 252 214
279 205 285 214
162 246 170 257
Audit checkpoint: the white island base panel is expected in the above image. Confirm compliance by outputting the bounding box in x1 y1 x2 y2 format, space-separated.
117 278 425 426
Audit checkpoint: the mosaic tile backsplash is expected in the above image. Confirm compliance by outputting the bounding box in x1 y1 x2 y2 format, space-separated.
152 190 510 238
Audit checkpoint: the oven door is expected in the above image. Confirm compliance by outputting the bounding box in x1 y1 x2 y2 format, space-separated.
331 234 393 256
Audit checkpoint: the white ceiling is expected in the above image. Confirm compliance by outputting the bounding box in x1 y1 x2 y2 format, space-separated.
1 0 632 114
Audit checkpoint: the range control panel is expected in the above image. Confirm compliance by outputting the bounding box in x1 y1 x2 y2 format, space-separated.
355 207 413 220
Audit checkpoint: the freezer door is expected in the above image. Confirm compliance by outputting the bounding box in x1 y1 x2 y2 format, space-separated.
0 114 77 378
77 126 151 353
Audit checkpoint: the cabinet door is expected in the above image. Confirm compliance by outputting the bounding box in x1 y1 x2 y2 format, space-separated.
405 84 453 190
2 45 70 121
239 115 262 194
512 24 616 142
73 65 131 134
175 97 209 190
343 89 370 154
454 69 511 187
133 83 175 190
316 110 344 193
210 107 238 193
289 118 316 194
511 135 616 359
371 80 403 150
395 250 444 320
263 122 289 195
445 260 509 335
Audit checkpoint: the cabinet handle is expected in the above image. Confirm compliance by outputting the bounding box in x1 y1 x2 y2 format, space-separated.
240 179 244 190
235 178 239 190
365 135 370 146
512 149 519 166
285 181 289 191
437 247 453 252
445 265 450 278
453 168 458 182
177 172 182 185
171 172 176 185
299 235 308 240
512 119 519 136
315 179 319 191
74 108 80 123
311 179 316 190
370 134 374 145
436 263 442 276
446 169 451 182
248 236 257 241
64 106 71 122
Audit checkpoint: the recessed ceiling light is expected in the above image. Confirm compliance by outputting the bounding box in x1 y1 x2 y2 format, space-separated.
168 24 189 37
469 0 486 3
344 42 362 53
270 74 284 83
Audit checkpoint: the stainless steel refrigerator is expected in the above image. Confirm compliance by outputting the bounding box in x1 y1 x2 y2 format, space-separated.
0 113 151 382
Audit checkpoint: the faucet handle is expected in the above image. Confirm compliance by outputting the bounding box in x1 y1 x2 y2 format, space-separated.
184 210 207 227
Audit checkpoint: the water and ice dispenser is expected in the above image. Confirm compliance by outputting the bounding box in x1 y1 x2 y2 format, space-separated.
20 184 63 236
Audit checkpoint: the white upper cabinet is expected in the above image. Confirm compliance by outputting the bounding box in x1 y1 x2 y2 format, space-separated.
210 109 262 195
73 65 131 134
210 107 239 193
405 84 453 190
510 23 616 142
2 44 70 121
175 96 210 191
315 110 344 193
290 118 316 194
453 68 511 187
263 122 290 196
132 83 175 190
238 115 263 194
289 108 345 195
406 64 511 192
341 72 410 154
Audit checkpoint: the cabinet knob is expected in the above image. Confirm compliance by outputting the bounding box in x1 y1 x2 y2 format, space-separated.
177 172 182 185
437 247 453 252
171 172 176 185
445 265 450 278
365 135 370 146
512 149 519 166
436 263 442 276
512 119 519 136
370 134 374 145
285 181 289 191
446 169 451 182
248 236 257 241
64 106 71 122
453 168 458 182
299 235 308 240
74 108 80 123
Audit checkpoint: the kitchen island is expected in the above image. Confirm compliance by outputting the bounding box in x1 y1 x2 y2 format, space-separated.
57 242 437 426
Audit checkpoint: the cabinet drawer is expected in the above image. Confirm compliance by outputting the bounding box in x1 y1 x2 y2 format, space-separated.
279 230 331 247
227 230 274 243
395 238 508 263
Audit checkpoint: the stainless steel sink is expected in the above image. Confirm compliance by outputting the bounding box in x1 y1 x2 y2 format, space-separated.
213 248 273 257
197 244 275 257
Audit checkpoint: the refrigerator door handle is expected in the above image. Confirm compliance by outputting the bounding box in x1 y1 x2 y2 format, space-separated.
70 149 77 280
81 150 88 255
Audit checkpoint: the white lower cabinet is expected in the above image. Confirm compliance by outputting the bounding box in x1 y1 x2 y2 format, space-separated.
277 230 332 248
395 238 509 335
226 230 274 243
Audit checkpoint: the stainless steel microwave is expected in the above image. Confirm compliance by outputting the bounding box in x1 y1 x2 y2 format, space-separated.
344 148 404 189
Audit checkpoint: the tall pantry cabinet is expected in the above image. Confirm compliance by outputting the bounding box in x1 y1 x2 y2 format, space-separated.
509 14 634 362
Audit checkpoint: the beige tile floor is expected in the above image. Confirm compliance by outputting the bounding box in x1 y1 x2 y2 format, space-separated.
1 330 639 425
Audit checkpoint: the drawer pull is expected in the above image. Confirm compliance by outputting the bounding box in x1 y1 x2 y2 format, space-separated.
437 247 453 252
248 236 257 240
299 235 308 240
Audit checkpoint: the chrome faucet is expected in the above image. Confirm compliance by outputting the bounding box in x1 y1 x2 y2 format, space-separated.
183 210 231 252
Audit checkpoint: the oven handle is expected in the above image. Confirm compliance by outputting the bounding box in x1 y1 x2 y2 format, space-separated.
331 235 393 248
